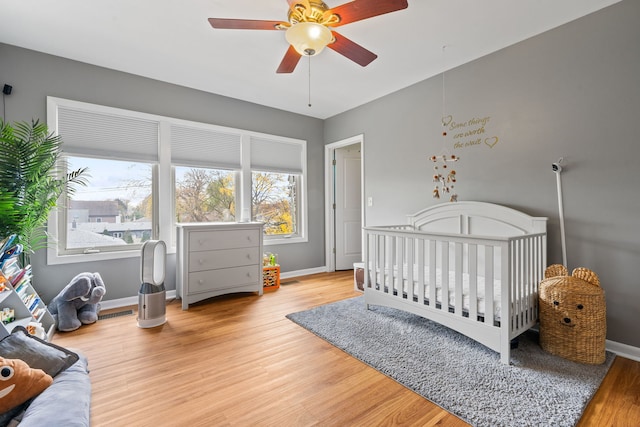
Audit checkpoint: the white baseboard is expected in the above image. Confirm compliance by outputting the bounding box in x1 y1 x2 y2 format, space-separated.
98 266 329 311
99 290 177 311
606 339 640 362
280 266 328 280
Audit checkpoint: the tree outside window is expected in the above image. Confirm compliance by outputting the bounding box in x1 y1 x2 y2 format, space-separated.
175 167 235 223
252 172 298 236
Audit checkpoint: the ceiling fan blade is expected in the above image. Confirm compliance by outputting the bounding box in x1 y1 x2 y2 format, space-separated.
277 45 302 73
208 18 286 30
327 0 408 27
328 31 377 67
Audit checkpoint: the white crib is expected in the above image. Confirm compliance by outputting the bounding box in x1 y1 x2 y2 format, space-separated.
363 201 547 364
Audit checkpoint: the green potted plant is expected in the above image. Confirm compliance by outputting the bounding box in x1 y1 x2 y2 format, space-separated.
0 119 87 255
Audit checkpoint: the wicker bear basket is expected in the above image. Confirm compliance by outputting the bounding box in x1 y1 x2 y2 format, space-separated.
539 264 606 364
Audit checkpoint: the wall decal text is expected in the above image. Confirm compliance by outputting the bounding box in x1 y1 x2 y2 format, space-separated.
445 115 500 150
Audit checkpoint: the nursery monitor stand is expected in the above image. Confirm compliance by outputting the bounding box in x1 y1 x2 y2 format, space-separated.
137 240 167 328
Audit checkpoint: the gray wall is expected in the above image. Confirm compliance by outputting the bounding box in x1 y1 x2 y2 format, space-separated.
325 0 640 348
0 43 326 303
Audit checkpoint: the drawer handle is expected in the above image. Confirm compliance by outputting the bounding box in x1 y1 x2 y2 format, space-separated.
198 259 204 265
198 279 204 285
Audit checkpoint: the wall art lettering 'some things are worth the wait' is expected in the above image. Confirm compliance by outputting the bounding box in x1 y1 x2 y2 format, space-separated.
442 115 500 150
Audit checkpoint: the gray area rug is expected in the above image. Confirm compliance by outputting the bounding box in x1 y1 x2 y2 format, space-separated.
286 296 615 427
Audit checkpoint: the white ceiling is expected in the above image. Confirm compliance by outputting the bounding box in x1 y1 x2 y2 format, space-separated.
0 0 621 119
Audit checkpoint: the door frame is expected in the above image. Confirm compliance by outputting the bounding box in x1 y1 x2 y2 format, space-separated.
324 134 365 272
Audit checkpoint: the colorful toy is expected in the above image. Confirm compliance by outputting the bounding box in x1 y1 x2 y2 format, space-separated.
0 357 53 414
48 272 106 332
1 308 15 324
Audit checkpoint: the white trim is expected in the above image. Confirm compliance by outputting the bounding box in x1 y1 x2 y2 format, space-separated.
280 266 327 279
98 268 328 309
99 290 177 311
46 247 142 265
324 135 365 272
606 339 640 362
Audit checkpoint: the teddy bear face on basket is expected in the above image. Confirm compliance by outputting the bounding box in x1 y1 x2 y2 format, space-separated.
538 264 607 364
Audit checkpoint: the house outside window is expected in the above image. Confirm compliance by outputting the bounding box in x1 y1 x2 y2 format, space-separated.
60 157 154 252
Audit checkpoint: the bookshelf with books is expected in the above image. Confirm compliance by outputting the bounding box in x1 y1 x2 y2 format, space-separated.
0 235 55 341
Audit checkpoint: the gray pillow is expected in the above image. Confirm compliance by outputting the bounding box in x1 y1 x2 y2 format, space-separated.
0 326 79 377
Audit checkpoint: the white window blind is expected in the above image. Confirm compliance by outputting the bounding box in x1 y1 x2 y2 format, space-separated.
57 106 159 162
250 136 304 174
170 124 242 169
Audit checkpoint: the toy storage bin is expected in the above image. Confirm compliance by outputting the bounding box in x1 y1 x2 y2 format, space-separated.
263 265 280 291
539 265 606 364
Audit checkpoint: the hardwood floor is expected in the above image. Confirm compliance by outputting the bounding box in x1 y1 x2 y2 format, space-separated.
52 271 639 427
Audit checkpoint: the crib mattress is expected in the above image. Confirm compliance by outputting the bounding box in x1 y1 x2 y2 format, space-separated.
372 265 502 321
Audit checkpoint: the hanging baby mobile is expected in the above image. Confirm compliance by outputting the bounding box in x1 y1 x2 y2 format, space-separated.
430 45 459 203
430 154 458 202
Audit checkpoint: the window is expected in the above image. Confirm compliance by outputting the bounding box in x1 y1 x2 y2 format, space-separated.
252 172 299 237
47 97 307 264
175 166 236 223
62 156 154 253
250 136 306 241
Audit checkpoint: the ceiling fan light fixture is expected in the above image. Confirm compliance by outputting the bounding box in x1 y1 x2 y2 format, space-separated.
285 22 333 56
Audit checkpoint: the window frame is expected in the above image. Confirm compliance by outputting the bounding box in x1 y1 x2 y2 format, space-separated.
46 97 307 265
54 155 157 257
251 170 304 243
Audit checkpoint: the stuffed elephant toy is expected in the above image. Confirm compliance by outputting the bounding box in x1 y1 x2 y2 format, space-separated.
49 272 106 332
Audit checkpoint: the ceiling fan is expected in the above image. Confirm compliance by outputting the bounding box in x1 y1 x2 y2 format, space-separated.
208 0 409 73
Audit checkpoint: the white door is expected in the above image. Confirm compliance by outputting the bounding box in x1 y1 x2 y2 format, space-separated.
334 144 362 270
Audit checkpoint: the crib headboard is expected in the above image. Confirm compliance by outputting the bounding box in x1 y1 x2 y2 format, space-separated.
407 201 547 237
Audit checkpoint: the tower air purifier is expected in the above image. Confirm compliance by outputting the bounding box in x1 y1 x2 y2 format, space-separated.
137 240 167 328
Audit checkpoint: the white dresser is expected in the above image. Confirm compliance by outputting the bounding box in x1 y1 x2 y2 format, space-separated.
176 222 264 310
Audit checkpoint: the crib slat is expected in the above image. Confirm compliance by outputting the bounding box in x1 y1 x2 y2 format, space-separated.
522 239 534 327
397 236 405 298
385 235 393 294
515 240 521 329
484 246 494 325
454 242 463 316
406 237 414 300
375 233 382 290
428 239 436 307
441 240 449 312
534 234 543 320
523 238 528 325
469 244 478 321
417 238 425 304
509 240 516 331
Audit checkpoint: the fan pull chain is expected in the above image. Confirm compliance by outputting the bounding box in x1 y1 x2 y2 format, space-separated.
308 55 312 107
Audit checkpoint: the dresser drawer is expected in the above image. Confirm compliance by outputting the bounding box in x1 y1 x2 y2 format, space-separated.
188 247 260 272
188 266 259 294
189 229 260 252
